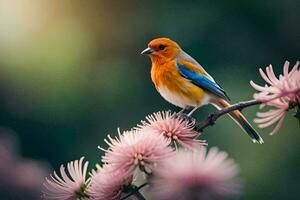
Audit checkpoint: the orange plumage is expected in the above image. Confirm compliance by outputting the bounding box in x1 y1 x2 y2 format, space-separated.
151 60 206 107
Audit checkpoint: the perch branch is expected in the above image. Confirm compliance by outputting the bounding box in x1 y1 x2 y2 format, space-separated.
193 99 261 132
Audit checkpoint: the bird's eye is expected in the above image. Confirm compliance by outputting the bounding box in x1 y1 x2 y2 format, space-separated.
158 44 166 50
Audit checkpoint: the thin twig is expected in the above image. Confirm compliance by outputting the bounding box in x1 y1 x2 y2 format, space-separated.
120 183 148 200
133 191 146 200
194 99 261 132
136 182 148 190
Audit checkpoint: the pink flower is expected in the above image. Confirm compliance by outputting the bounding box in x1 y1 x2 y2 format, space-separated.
250 61 300 134
100 129 174 178
42 157 89 200
253 99 289 135
251 61 300 103
87 164 133 200
137 111 206 150
150 147 241 200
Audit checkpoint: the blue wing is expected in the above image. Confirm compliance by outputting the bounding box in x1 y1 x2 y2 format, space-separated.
177 62 230 101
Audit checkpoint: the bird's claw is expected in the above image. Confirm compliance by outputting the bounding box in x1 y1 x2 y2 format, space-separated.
176 112 196 123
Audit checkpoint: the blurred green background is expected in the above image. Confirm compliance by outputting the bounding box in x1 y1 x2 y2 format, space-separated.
0 0 299 199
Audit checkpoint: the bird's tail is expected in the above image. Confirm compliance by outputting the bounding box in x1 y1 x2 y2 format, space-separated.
212 99 264 144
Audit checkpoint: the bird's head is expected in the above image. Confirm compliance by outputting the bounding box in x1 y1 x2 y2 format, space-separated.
141 38 181 62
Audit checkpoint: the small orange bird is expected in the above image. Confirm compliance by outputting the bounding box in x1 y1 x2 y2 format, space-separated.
141 38 263 144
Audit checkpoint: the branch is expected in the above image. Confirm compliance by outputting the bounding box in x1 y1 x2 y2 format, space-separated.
194 99 261 132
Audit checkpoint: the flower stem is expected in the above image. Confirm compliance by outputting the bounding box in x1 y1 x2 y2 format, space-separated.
133 191 146 200
120 183 148 200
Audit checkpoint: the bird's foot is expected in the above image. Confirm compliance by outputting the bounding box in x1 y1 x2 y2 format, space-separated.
178 106 192 114
176 112 196 123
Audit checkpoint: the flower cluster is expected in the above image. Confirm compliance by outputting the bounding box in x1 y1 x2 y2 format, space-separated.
251 61 300 134
42 111 210 200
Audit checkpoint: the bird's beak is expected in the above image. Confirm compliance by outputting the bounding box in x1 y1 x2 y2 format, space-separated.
141 47 154 55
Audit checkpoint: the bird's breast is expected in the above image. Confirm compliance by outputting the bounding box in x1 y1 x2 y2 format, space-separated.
151 61 209 108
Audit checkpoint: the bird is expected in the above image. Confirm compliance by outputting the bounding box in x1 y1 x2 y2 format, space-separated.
141 38 263 144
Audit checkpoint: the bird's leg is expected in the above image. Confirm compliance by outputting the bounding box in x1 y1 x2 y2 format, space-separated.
178 106 192 114
178 107 187 114
187 107 199 116
176 106 195 123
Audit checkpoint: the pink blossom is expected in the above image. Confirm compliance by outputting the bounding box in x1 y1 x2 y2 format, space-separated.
253 99 289 135
251 61 300 103
137 111 206 150
100 129 174 178
87 164 133 200
250 61 300 134
150 147 241 200
42 157 89 200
